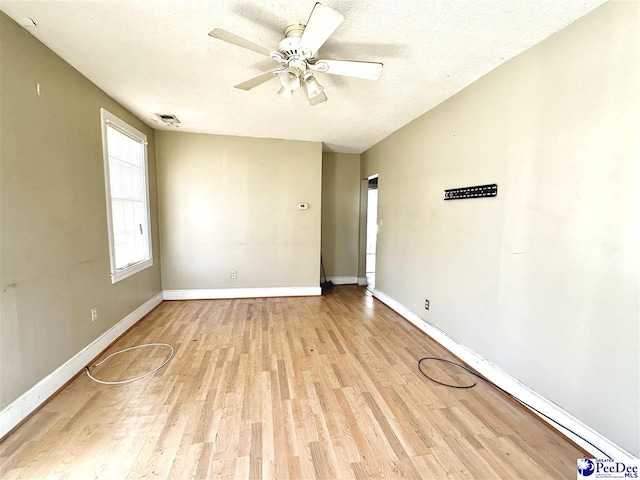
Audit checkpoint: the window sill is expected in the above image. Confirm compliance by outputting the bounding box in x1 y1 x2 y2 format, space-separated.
111 258 153 284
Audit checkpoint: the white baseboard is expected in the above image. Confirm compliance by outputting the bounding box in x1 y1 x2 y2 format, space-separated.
163 286 321 300
327 276 358 285
0 292 163 441
357 277 368 286
368 287 634 461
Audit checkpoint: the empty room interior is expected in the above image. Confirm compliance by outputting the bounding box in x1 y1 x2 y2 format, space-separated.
0 0 638 478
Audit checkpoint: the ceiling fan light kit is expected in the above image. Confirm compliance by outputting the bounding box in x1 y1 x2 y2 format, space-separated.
280 66 301 90
209 2 383 106
277 86 293 100
302 73 324 99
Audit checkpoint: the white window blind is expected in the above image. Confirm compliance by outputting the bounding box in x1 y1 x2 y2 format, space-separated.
101 109 152 283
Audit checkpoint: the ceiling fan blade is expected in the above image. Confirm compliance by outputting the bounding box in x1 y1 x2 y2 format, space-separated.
310 59 383 80
209 28 273 57
234 70 279 90
298 3 344 55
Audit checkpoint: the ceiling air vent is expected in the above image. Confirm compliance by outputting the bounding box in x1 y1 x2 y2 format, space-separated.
157 114 180 127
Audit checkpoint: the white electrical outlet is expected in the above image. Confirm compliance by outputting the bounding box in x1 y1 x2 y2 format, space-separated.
231 270 237 279
91 307 98 322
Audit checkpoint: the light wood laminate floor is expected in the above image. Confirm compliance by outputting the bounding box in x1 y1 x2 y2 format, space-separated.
0 286 585 479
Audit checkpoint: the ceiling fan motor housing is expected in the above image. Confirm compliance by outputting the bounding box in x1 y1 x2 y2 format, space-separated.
278 24 312 60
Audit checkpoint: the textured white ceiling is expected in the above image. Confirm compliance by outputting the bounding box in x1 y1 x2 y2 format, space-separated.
1 0 606 153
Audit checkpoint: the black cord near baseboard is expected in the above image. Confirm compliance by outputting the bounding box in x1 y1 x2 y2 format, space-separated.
417 356 612 460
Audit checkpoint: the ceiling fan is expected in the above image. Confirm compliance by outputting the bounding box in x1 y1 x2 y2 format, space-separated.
209 2 383 105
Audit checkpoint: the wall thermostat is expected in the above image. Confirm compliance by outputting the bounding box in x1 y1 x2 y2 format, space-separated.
298 203 309 210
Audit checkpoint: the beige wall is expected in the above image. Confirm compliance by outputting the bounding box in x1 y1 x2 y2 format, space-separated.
361 1 639 455
0 13 162 409
321 153 361 279
156 131 322 290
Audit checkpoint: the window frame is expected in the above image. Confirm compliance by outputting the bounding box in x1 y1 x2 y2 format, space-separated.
100 108 153 284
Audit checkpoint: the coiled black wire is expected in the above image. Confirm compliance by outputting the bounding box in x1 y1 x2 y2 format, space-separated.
417 356 612 459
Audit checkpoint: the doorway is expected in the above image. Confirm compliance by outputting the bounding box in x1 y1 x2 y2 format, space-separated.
365 174 378 288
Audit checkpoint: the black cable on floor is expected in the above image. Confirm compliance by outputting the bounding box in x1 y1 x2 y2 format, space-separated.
417 356 612 460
